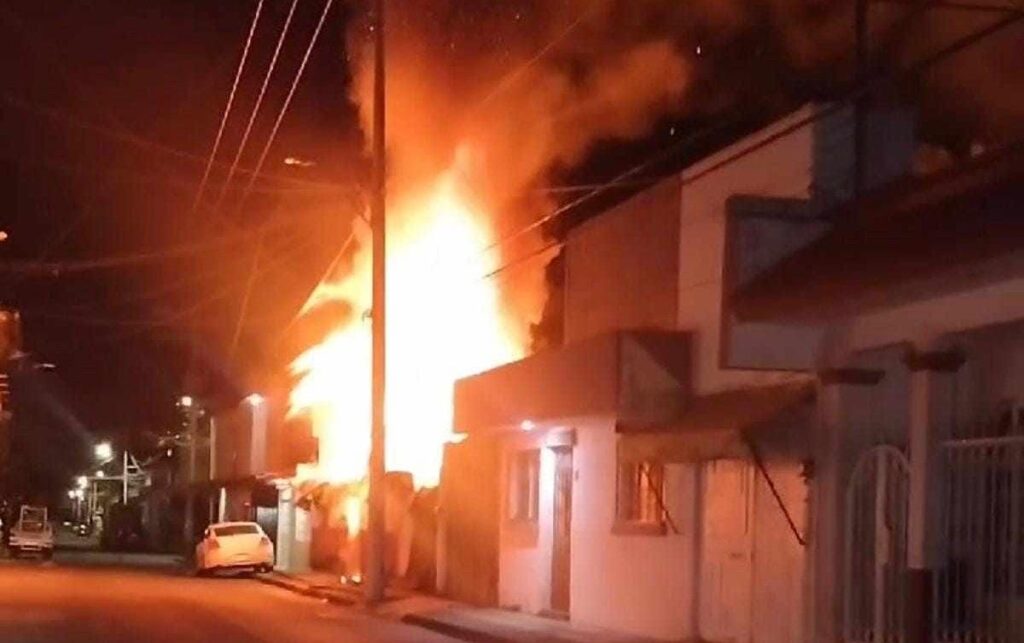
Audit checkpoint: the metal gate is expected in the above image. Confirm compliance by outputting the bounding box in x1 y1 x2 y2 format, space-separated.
936 436 1024 643
844 445 910 643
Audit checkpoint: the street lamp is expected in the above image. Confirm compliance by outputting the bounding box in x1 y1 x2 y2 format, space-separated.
244 393 265 407
179 395 194 408
95 470 105 478
95 442 113 462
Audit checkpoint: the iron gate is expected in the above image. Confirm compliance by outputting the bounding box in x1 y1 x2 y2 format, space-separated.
844 445 910 643
936 436 1024 643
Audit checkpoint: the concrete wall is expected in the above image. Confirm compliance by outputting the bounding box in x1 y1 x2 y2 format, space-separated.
564 177 681 344
571 422 698 640
677 106 843 395
497 419 698 641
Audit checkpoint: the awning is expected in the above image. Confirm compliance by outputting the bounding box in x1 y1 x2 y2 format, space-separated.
454 330 690 433
617 381 815 463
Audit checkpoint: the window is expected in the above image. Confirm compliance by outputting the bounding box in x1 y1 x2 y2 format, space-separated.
507 449 540 522
214 524 261 537
616 461 666 527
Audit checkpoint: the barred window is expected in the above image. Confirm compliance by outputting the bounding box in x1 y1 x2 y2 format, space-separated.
507 449 540 522
616 461 665 525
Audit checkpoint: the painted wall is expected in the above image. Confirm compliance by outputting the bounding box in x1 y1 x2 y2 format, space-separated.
564 177 681 344
572 422 698 640
497 419 698 641
677 106 847 395
498 429 556 613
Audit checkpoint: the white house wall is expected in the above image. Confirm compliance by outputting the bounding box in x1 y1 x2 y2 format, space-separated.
572 422 698 640
677 106 834 394
497 419 699 641
498 429 557 614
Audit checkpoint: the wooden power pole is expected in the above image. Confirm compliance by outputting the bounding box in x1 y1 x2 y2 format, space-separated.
365 0 387 604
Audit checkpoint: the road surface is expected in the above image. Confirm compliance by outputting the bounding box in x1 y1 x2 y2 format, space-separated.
0 550 459 643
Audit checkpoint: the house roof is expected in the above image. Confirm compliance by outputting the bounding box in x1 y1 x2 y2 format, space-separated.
732 141 1024 322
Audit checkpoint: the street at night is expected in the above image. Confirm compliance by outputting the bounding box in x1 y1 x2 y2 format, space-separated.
2 0 1024 641
0 549 457 643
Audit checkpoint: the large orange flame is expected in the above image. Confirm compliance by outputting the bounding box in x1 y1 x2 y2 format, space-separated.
289 161 523 488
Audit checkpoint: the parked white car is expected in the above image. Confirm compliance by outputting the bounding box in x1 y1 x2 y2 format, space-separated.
195 522 274 576
9 505 54 559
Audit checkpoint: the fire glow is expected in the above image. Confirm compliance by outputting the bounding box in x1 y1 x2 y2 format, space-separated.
288 160 523 488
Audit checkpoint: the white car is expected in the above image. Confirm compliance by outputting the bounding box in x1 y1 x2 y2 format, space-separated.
195 522 274 576
9 505 54 559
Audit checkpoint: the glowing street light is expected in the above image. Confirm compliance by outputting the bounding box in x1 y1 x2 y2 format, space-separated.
94 442 113 461
95 470 105 479
244 393 265 407
76 475 88 489
180 395 194 408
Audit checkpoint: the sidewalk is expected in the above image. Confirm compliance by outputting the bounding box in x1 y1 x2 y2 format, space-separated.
256 570 662 643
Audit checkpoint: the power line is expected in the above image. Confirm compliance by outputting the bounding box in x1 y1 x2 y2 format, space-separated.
233 0 338 218
471 1 602 115
191 0 266 215
0 224 281 276
476 11 1024 280
211 0 301 214
871 0 1024 13
1 92 349 192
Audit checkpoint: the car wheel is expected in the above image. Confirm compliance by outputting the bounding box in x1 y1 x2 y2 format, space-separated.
42 550 53 561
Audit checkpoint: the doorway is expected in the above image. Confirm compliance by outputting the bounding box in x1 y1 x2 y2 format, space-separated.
700 459 755 642
550 448 573 615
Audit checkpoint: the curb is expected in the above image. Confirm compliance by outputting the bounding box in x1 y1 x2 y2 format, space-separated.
399 613 515 643
254 573 357 606
253 574 516 643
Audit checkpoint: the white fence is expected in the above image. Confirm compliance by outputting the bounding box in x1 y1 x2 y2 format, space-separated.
936 436 1024 643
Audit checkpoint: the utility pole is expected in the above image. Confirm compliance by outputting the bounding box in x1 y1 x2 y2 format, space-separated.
182 397 198 555
365 0 387 604
122 449 129 503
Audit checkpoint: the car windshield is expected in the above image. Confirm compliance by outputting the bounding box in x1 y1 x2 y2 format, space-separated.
20 521 44 532
214 524 260 537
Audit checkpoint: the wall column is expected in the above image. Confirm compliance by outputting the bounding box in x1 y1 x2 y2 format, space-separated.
903 346 963 643
275 481 295 572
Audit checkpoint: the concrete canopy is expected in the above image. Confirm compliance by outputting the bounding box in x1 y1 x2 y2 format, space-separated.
617 380 815 462
453 330 690 434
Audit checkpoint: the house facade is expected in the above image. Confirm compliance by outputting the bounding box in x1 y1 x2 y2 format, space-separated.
440 103 961 642
446 100 1024 642
733 139 1024 643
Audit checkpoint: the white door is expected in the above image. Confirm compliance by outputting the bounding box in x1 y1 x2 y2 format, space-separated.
700 459 755 643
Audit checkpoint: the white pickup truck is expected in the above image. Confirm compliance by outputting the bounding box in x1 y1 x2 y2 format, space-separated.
9 505 54 559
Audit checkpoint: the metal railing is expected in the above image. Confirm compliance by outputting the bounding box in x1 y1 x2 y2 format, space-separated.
844 445 910 643
936 436 1024 643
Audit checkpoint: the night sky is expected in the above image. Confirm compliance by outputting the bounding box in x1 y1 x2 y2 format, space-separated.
1 0 363 494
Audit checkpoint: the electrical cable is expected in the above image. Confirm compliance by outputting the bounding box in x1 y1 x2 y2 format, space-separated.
1 93 350 192
191 0 266 215
233 0 338 218
211 0 301 214
474 11 1024 281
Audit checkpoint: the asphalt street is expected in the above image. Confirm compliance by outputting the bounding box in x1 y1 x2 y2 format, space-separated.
0 549 459 643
